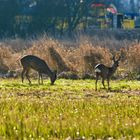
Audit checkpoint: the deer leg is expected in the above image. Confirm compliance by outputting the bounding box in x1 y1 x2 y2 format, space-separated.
38 72 43 85
102 78 106 89
107 78 110 90
21 68 26 83
25 69 31 85
38 72 41 84
95 73 99 91
40 74 43 85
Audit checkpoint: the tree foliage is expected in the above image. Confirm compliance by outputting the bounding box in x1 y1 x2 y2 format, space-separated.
0 0 138 38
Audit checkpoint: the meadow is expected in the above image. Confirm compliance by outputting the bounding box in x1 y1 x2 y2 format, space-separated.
0 35 140 139
0 78 140 140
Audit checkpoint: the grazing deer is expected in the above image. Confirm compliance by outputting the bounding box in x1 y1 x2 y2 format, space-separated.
20 55 57 85
95 56 121 91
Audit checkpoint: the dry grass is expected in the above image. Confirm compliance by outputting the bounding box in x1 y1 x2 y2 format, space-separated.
0 35 140 79
127 44 140 74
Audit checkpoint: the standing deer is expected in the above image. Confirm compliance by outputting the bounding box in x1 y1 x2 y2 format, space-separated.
20 55 57 85
95 56 121 91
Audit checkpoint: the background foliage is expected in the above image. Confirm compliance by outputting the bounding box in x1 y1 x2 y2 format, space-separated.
0 0 138 37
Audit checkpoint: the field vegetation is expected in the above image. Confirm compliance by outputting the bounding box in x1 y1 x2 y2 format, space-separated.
0 35 140 139
0 79 140 139
0 35 140 78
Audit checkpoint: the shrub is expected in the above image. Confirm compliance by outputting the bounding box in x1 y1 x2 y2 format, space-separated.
127 44 140 74
0 35 140 79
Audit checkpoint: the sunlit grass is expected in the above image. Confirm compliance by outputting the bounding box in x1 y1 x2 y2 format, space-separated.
0 78 140 139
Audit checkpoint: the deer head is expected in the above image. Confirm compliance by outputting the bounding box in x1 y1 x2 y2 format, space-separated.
112 56 121 67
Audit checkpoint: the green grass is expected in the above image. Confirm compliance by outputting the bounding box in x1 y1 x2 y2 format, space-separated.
0 78 140 140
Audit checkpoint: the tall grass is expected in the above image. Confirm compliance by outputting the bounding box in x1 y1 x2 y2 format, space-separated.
0 35 139 78
127 44 140 74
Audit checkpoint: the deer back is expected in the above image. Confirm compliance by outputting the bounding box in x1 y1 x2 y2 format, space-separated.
21 55 52 74
95 64 110 78
95 56 121 78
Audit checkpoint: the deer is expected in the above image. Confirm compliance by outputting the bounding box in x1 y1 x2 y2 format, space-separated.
20 55 57 85
94 56 121 91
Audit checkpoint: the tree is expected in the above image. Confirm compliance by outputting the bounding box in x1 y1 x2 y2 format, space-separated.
130 0 136 13
0 0 18 37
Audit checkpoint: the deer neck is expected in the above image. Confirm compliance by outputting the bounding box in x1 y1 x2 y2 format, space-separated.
109 64 117 76
44 65 53 77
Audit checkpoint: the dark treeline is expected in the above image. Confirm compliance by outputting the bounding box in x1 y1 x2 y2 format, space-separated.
0 0 134 38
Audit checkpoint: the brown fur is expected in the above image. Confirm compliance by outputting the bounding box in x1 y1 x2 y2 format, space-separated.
95 56 121 91
20 55 57 85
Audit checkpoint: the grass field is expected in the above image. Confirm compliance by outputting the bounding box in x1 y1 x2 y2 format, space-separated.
0 78 140 140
